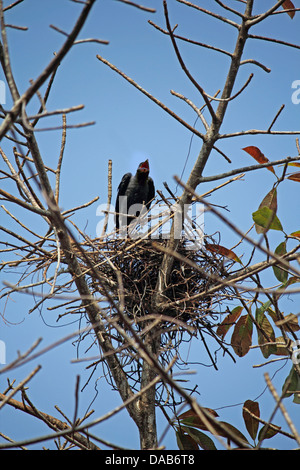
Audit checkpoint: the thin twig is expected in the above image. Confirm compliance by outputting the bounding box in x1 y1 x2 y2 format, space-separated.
0 365 41 411
49 24 109 45
163 0 218 123
3 0 24 12
115 0 156 13
263 372 300 447
197 155 300 183
96 54 205 141
0 0 97 139
55 114 67 204
101 159 112 237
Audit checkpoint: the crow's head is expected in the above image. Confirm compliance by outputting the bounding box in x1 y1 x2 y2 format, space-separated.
137 159 150 176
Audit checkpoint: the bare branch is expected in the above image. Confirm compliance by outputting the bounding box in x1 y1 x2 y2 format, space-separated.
174 175 300 278
177 0 240 29
268 104 285 132
197 155 300 183
49 23 109 45
0 365 41 411
240 58 271 73
248 33 300 51
0 392 100 450
148 19 233 59
3 0 24 12
115 0 156 13
204 73 253 102
96 54 205 140
0 0 97 139
263 372 300 447
101 159 112 237
163 0 218 123
247 0 289 26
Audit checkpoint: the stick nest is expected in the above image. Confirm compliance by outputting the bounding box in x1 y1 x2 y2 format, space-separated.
84 237 232 329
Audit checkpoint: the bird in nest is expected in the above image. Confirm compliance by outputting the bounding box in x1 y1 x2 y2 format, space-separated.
115 159 155 231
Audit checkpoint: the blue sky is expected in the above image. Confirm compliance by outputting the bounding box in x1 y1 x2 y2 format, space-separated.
1 0 300 450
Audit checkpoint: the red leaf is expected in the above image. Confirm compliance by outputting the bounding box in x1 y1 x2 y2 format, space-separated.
290 230 300 239
287 172 300 182
216 306 243 339
281 0 296 19
206 243 241 263
242 146 275 174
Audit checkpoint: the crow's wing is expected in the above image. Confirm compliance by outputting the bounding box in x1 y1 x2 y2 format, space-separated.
115 172 132 228
146 177 155 209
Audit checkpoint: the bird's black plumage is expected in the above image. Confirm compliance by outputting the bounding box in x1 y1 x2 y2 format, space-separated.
115 159 155 230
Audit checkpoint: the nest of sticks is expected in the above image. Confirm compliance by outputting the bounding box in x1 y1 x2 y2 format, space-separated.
76 234 238 390
83 236 232 333
2 226 236 397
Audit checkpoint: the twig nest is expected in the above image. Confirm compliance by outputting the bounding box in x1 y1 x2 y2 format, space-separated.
86 237 231 328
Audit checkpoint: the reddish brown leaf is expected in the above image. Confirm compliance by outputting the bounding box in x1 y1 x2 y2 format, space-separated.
254 188 278 234
243 400 260 441
258 188 277 213
287 172 300 182
255 307 276 358
281 0 296 19
206 243 241 263
277 313 300 333
242 146 275 174
231 314 253 357
272 336 290 356
216 306 243 339
290 231 300 239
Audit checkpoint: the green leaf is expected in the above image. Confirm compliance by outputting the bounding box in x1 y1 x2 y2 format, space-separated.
242 400 260 441
214 421 250 447
275 276 300 299
252 206 283 232
273 241 288 283
258 423 281 442
231 314 253 357
282 367 300 402
255 304 276 358
293 392 300 404
176 428 199 450
254 188 277 234
180 426 217 450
